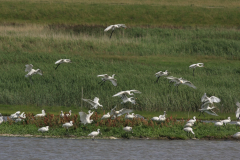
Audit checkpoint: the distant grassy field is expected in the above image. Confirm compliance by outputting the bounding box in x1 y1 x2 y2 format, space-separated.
0 24 239 114
0 0 240 27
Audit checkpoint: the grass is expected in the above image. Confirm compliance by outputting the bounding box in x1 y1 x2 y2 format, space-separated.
0 0 240 27
0 112 239 139
0 24 239 113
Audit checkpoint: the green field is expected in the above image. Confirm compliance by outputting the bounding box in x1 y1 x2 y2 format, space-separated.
0 0 240 118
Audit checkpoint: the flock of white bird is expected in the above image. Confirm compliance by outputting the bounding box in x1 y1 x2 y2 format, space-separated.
1 25 240 139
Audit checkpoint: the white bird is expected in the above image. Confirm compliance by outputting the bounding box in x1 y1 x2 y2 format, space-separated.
38 126 49 134
0 113 3 124
62 121 73 130
123 126 132 133
19 112 26 119
121 95 136 105
101 112 110 120
88 129 100 140
104 24 127 39
235 102 240 120
155 70 169 83
55 59 72 70
166 76 196 92
10 111 21 119
82 97 103 109
201 93 221 105
113 90 141 98
189 63 204 76
60 111 64 118
110 106 133 118
236 122 240 127
183 127 195 138
125 113 135 119
214 121 224 130
25 64 43 82
199 103 218 117
35 110 46 118
15 117 22 122
184 122 194 127
232 132 240 139
97 74 117 86
79 110 94 125
222 117 231 125
151 111 167 122
188 116 196 124
66 110 72 117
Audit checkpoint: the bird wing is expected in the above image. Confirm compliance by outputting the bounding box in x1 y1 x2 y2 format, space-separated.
182 80 196 89
129 90 141 94
236 102 240 107
104 25 114 32
79 112 87 124
189 64 197 68
205 110 218 116
209 96 221 103
116 24 126 28
37 69 43 76
119 108 133 115
113 91 126 97
93 97 100 103
25 64 33 72
135 114 144 119
197 63 204 67
236 107 240 118
201 93 208 103
110 79 117 86
55 59 63 64
97 74 108 78
82 98 96 106
110 106 117 116
166 76 179 83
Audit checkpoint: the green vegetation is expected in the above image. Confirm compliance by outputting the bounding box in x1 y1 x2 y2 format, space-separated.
0 24 240 113
0 0 240 27
0 113 238 139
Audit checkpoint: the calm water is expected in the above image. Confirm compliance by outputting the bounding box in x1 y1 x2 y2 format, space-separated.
0 137 239 160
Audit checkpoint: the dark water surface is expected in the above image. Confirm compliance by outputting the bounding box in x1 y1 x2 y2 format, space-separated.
0 136 239 160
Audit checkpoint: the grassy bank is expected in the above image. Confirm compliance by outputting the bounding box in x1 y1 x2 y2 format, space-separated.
0 25 240 112
0 112 239 140
0 0 240 27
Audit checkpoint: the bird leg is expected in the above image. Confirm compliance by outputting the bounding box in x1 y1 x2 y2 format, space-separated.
55 64 60 70
29 76 33 84
155 77 160 83
92 136 95 141
110 30 114 39
193 69 195 76
100 81 106 86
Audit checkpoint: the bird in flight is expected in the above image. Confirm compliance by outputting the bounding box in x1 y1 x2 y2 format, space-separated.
55 59 72 70
155 70 169 83
79 110 94 125
25 64 43 82
166 76 196 92
189 63 204 76
104 24 126 39
82 97 103 109
97 74 117 86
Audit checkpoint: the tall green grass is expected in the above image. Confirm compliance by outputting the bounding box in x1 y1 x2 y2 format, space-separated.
0 25 239 113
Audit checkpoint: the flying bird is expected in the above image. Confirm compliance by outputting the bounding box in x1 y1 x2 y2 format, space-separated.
110 106 133 119
82 97 103 109
113 90 141 98
201 93 221 105
104 24 126 39
155 70 169 83
166 76 196 92
79 110 94 125
199 103 218 117
121 95 136 105
25 64 43 82
189 63 204 76
97 74 117 86
55 59 72 70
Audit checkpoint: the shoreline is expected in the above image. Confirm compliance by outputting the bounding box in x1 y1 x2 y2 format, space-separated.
0 134 239 141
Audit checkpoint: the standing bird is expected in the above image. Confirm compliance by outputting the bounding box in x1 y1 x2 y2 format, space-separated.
82 97 103 109
155 70 169 83
104 24 127 39
38 126 49 136
222 117 231 125
151 111 167 122
188 116 196 124
79 110 94 125
60 111 64 118
62 121 73 131
232 132 240 139
166 76 196 92
0 113 3 124
97 74 117 86
35 110 46 118
25 64 43 82
88 129 101 140
183 127 195 138
189 63 204 76
123 126 133 133
55 59 72 70
235 102 240 120
215 121 224 130
66 110 72 117
101 112 111 120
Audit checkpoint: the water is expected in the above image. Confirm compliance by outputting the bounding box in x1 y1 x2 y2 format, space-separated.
0 136 239 159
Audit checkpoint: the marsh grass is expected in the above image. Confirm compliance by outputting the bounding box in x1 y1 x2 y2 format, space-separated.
0 25 240 112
